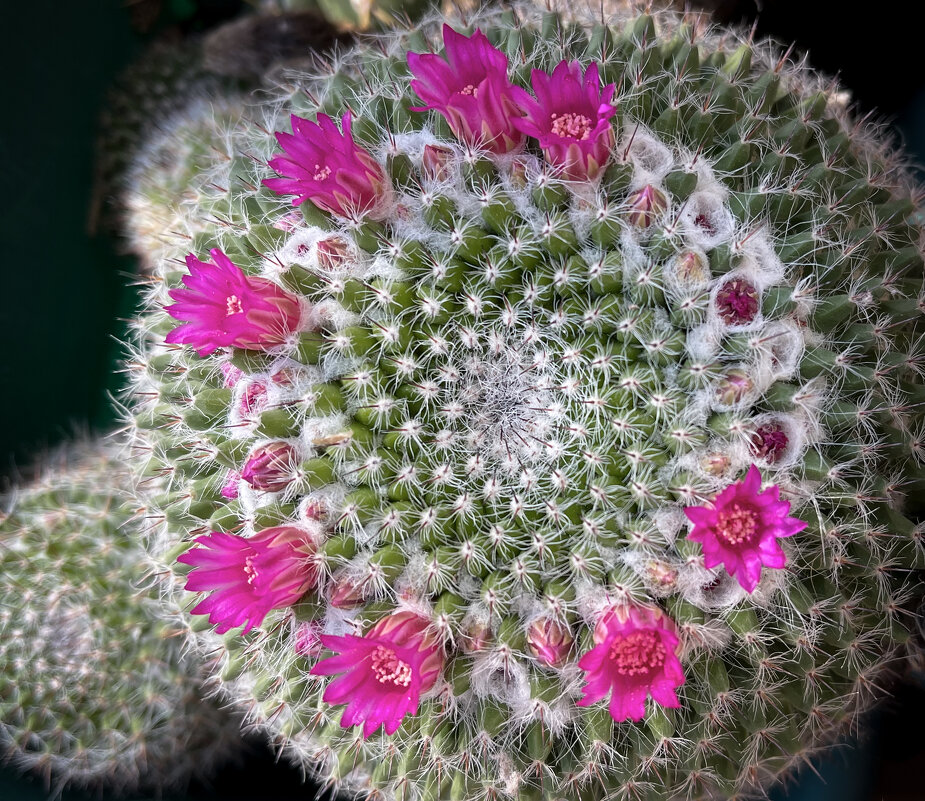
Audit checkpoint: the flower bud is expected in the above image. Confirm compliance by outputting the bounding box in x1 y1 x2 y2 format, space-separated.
625 185 667 228
316 237 352 271
715 278 760 325
527 617 573 667
460 620 492 653
330 574 366 608
716 368 753 406
241 442 298 492
421 145 454 182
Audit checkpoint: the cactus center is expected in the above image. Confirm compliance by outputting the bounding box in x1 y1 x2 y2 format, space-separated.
549 112 593 140
609 630 666 676
715 503 760 547
313 164 332 181
370 645 412 687
459 84 478 97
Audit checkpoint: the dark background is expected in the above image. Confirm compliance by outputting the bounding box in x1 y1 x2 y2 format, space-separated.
2 1 925 799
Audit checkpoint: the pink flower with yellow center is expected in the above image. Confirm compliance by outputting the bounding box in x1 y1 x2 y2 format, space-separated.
177 526 318 634
165 249 302 357
310 611 444 737
684 464 807 593
264 112 389 219
408 25 525 154
511 60 617 180
577 605 684 722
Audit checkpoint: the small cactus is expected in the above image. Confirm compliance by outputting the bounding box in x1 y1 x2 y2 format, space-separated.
0 441 239 794
125 2 925 799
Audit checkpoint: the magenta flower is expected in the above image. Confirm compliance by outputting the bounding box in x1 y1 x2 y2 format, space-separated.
310 611 444 737
165 249 302 357
511 60 617 180
577 605 684 722
264 112 389 218
408 25 525 154
684 465 807 593
178 526 317 634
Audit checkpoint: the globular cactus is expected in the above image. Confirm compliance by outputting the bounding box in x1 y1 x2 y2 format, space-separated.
125 2 925 799
0 441 240 794
122 91 249 272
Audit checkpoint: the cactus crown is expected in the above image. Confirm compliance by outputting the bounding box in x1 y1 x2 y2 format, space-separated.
128 3 925 800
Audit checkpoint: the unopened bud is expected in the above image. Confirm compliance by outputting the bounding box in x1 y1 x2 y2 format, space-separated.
316 237 352 271
241 441 298 492
527 618 573 667
673 249 710 286
421 144 454 182
220 470 241 499
294 620 324 657
716 368 753 405
460 620 492 653
625 185 667 228
330 574 365 608
751 421 789 463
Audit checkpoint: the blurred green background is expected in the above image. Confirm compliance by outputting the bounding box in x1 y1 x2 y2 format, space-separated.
2 1 924 799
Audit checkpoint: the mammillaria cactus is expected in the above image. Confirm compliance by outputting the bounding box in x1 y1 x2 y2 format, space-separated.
125 2 925 799
0 441 239 794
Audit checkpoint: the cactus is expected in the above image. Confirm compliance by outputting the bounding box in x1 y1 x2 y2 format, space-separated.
124 2 925 800
0 440 240 794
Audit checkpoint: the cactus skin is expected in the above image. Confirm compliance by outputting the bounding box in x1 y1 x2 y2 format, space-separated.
0 441 240 794
125 2 925 800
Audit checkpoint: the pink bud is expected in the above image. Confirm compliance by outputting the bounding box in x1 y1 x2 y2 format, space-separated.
239 381 268 417
220 362 245 387
330 574 366 609
527 618 573 667
241 441 298 492
294 620 324 658
316 237 352 271
302 496 330 522
421 145 454 182
643 559 679 590
220 470 241 499
625 185 667 228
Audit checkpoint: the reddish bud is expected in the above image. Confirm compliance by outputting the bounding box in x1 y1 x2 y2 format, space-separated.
527 618 573 667
316 237 352 271
241 441 298 492
716 278 760 325
625 185 667 228
421 145 454 182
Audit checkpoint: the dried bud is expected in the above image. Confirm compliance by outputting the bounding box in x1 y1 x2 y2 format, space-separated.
716 368 753 406
460 620 492 653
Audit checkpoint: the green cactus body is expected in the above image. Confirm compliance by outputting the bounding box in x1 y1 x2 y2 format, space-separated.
126 3 925 799
0 442 239 793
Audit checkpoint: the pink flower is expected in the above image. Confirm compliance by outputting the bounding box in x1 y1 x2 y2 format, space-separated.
165 249 302 357
511 60 617 180
264 112 389 219
408 25 524 154
684 465 807 593
577 605 684 722
310 611 444 737
178 526 317 634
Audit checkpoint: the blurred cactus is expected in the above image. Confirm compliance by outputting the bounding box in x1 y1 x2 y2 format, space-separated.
0 441 239 794
122 1 925 800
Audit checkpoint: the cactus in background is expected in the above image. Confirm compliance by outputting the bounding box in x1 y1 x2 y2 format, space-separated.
122 91 249 272
125 2 925 799
0 441 240 794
